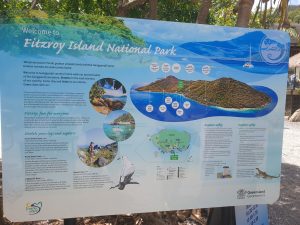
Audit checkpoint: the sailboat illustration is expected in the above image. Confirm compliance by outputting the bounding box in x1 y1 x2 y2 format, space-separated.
243 45 254 69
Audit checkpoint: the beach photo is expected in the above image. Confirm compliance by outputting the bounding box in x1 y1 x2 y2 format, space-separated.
89 78 127 115
103 110 135 142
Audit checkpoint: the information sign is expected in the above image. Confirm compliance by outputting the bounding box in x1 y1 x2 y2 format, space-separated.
0 16 289 221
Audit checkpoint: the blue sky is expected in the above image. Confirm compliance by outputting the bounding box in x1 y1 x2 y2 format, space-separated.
256 0 300 5
254 0 300 10
105 110 128 123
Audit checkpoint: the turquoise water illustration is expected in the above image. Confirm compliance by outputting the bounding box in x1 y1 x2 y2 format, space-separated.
102 95 127 103
103 124 135 142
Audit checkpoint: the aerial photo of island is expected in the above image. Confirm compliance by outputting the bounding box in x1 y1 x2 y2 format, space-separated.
103 110 135 142
130 75 277 122
89 78 127 115
136 75 270 109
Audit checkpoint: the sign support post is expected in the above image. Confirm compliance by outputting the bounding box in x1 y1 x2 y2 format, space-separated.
207 207 236 225
64 218 76 225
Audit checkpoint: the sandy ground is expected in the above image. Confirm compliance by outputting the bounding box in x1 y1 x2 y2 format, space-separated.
0 120 299 225
268 120 300 225
281 120 300 167
269 163 300 225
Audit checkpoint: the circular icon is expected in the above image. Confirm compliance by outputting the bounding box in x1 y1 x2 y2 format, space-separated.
146 104 154 112
260 36 288 64
162 63 171 73
150 62 160 72
172 63 181 73
202 65 211 75
165 96 173 104
159 105 167 113
172 101 179 109
185 64 194 73
89 78 127 115
103 110 135 142
76 128 118 168
176 108 184 116
183 101 191 109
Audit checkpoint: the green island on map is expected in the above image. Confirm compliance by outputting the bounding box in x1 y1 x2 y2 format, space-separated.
150 129 191 153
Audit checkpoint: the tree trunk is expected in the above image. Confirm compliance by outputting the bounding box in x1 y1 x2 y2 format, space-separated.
236 0 255 27
278 0 290 29
251 0 261 25
196 0 212 24
117 0 147 17
149 0 158 20
117 0 127 16
262 1 268 28
282 0 290 29
30 0 38 10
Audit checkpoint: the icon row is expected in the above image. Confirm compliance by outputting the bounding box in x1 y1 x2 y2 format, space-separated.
150 62 211 75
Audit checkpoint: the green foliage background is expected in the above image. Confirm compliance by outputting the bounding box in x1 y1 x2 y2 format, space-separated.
0 0 299 44
289 5 300 23
0 0 297 28
0 8 145 57
114 112 135 124
89 83 105 103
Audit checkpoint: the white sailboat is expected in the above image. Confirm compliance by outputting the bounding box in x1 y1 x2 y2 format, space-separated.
112 126 122 132
243 45 254 69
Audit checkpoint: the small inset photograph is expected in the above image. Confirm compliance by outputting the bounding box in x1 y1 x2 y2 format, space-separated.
103 110 135 142
89 78 127 115
255 168 280 179
217 166 232 179
77 128 118 168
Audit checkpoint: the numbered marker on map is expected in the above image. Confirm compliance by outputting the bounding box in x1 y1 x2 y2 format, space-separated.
159 105 167 112
165 96 173 104
185 64 194 73
172 101 179 109
202 65 211 75
162 63 171 73
183 101 191 109
150 62 160 72
146 104 154 112
176 108 184 116
172 63 181 73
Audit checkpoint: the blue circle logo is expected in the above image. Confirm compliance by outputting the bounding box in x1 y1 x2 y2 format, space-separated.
260 36 288 64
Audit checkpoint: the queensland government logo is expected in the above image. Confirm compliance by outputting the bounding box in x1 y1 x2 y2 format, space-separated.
25 202 42 215
237 189 247 199
237 189 266 199
260 36 288 64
